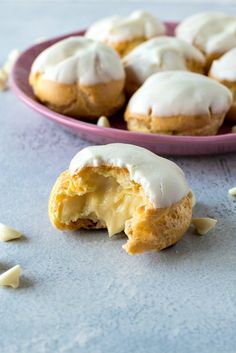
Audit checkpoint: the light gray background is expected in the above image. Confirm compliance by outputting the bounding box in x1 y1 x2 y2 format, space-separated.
1 1 236 353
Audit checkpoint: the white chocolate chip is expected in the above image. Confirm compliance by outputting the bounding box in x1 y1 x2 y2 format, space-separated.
97 116 110 128
0 79 7 91
7 49 20 63
0 265 22 288
2 62 12 75
0 69 8 81
0 49 20 92
2 48 20 75
191 217 217 235
0 223 22 242
0 69 8 91
228 187 236 196
232 126 236 133
5 49 20 72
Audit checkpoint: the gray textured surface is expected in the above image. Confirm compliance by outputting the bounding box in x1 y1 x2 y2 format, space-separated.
1 2 236 353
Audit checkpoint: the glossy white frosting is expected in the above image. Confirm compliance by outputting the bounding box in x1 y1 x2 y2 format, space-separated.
123 36 205 85
69 143 190 208
127 71 233 117
31 36 125 85
210 48 236 81
176 12 236 55
85 10 166 43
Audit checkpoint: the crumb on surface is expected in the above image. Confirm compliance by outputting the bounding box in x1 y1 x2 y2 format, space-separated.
191 217 217 235
228 187 236 196
0 265 22 289
0 223 22 242
97 116 111 128
0 48 20 92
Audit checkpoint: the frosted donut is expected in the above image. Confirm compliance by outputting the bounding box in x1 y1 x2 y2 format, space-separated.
124 71 232 136
209 48 236 123
48 143 192 255
29 37 125 119
122 36 206 96
85 10 166 57
176 12 236 69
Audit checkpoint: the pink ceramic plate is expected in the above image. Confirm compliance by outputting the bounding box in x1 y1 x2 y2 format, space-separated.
11 23 236 155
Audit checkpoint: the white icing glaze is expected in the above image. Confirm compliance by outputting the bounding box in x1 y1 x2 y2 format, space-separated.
127 71 233 117
210 48 236 81
69 143 190 208
85 10 166 43
176 12 236 55
31 36 125 85
123 36 205 85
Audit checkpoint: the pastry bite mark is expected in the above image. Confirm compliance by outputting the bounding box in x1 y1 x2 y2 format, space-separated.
125 71 232 136
228 187 236 196
191 217 217 235
0 223 22 242
175 12 236 69
29 37 125 119
209 48 236 123
49 144 192 254
97 116 110 128
0 265 22 289
123 36 206 96
85 10 166 57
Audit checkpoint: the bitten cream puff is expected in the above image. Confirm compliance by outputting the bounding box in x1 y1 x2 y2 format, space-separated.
123 36 206 96
85 10 166 57
175 12 236 70
209 48 236 123
29 37 125 119
49 143 192 255
124 71 232 136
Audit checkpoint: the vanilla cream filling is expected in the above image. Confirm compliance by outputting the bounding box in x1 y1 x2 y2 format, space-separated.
60 172 146 235
69 144 190 208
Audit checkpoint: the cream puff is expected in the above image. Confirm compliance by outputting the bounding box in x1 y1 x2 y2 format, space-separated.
123 36 206 96
209 48 236 123
29 36 125 119
175 12 236 70
125 71 232 135
49 143 192 255
85 10 166 57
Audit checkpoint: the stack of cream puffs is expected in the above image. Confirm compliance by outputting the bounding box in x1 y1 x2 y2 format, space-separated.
29 10 236 135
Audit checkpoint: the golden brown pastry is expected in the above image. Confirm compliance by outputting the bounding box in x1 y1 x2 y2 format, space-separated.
209 48 236 123
85 10 166 57
175 12 236 70
125 71 233 136
29 37 125 119
123 36 206 96
49 143 192 255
